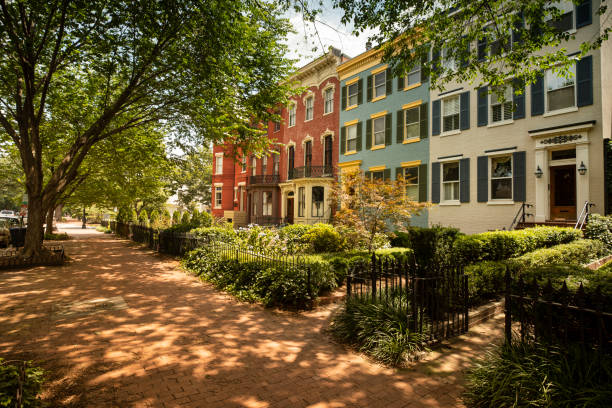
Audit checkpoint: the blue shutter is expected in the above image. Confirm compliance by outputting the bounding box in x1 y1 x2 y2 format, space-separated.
513 151 526 202
477 86 488 127
513 79 525 120
460 91 470 130
576 0 592 28
432 99 441 136
459 158 470 203
477 156 488 202
577 56 593 107
431 162 440 203
531 73 544 116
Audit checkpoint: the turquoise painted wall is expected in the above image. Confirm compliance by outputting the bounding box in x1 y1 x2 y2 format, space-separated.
338 61 430 227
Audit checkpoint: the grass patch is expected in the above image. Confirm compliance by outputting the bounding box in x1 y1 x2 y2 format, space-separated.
95 226 112 234
43 232 70 241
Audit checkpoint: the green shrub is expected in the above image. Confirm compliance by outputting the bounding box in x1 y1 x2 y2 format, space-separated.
465 261 507 307
116 206 131 223
301 223 345 253
518 264 612 296
130 209 138 223
149 209 160 227
171 211 181 225
44 232 70 241
181 212 191 225
162 209 171 226
585 214 612 250
463 342 612 408
278 224 313 253
330 292 428 366
391 226 462 273
0 358 44 407
510 239 606 269
137 209 149 225
95 226 111 234
191 226 238 244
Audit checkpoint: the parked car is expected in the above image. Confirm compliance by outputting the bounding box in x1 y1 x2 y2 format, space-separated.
0 217 18 248
0 210 16 216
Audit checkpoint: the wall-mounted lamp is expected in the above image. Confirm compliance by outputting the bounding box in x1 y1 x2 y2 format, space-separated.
535 165 543 178
578 161 587 175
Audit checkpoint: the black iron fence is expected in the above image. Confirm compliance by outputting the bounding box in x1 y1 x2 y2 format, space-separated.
288 165 335 180
346 254 469 344
248 216 332 226
505 267 612 350
110 221 205 256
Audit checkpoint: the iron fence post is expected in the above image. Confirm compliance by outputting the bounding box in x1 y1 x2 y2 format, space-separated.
504 264 512 344
463 267 469 332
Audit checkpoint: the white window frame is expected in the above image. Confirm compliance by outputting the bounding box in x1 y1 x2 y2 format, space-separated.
490 85 514 124
403 166 419 201
214 185 223 209
346 124 357 153
441 95 460 134
442 47 458 73
241 157 247 173
442 161 460 202
305 96 314 121
546 1 576 33
372 116 385 147
251 157 256 176
324 88 334 114
233 187 238 201
404 106 420 140
262 191 273 216
405 62 421 88
288 103 296 127
545 65 577 113
373 71 386 99
490 155 513 201
311 186 324 217
215 153 223 175
347 82 359 108
273 154 279 175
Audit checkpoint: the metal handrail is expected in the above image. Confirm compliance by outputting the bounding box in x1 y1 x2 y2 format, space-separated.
575 201 594 229
509 202 533 230
288 165 335 180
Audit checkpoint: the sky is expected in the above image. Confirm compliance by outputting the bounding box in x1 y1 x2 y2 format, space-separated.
282 1 378 66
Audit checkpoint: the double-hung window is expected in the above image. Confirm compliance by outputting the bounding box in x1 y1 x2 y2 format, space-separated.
214 186 223 208
442 48 457 73
373 71 386 98
546 66 576 112
262 156 267 175
406 62 421 87
215 154 223 175
405 107 420 140
442 162 460 201
241 157 247 173
491 156 513 200
305 96 314 121
491 86 513 123
298 187 305 217
312 186 324 217
373 117 385 147
403 167 419 201
262 192 272 216
251 157 256 176
369 170 384 181
347 82 359 108
324 88 333 114
346 124 357 152
442 96 460 133
548 0 574 33
273 154 279 175
288 104 296 127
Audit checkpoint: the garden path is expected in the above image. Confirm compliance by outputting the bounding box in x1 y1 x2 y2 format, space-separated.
0 223 504 408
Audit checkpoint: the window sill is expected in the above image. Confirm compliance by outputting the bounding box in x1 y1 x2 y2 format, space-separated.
344 150 358 156
323 111 333 116
404 82 421 91
440 129 461 137
403 137 420 144
487 200 515 205
543 106 578 117
439 201 461 206
288 125 295 128
488 120 514 128
346 105 358 111
371 94 386 103
371 145 385 151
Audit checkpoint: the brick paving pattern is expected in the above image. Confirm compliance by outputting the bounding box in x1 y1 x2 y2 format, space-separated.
0 223 503 407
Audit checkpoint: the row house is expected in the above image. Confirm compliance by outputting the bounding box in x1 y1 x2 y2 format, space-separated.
428 0 611 233
336 43 431 227
211 47 349 226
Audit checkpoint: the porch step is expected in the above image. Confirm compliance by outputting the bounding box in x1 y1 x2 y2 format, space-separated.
516 220 578 229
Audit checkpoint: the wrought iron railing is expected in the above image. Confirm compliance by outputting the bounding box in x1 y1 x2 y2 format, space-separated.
249 174 280 185
288 165 335 180
509 202 533 230
575 201 595 229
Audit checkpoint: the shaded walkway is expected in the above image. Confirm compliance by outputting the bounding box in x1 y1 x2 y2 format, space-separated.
0 224 503 407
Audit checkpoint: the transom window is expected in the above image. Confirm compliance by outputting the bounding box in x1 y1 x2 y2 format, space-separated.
373 117 385 146
347 82 358 107
406 62 421 87
214 186 222 208
405 107 420 140
312 186 324 217
442 162 460 201
491 156 513 200
305 96 314 121
324 88 333 114
491 86 513 123
346 124 357 152
288 104 296 127
546 66 576 112
374 71 386 98
215 154 223 175
442 96 460 132
403 167 419 201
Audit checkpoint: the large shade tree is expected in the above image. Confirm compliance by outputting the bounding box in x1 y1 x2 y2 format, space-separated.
0 0 295 256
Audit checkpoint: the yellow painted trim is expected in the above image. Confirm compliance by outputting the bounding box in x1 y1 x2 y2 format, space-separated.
370 110 388 119
338 160 362 168
368 165 386 171
402 100 422 110
401 160 422 168
345 76 359 86
344 150 358 156
371 94 386 103
370 64 388 75
343 119 358 126
404 82 421 91
402 137 421 145
371 145 386 151
346 104 358 111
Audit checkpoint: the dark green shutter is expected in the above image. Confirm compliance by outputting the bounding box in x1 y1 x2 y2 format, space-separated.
477 37 487 61
385 113 392 145
420 52 429 82
432 100 441 136
383 168 391 181
513 79 525 119
396 110 404 143
477 156 488 202
395 167 403 180
356 121 363 151
531 73 544 116
477 86 488 127
397 75 404 91
341 86 347 110
386 68 393 95
459 158 470 203
365 119 372 150
418 164 428 202
367 75 373 102
357 79 363 105
460 91 470 130
512 13 524 46
576 0 592 28
431 162 440 203
431 49 440 75
577 56 593 107
513 151 526 202
340 126 346 154
419 103 428 139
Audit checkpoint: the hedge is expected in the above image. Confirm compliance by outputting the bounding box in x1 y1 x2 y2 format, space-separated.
391 226 461 273
510 239 606 269
584 214 612 250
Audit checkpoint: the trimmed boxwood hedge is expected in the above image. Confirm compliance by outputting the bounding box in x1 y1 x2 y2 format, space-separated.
509 239 606 269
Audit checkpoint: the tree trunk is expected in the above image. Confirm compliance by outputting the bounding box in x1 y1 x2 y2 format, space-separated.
82 208 86 229
45 206 55 236
22 195 45 258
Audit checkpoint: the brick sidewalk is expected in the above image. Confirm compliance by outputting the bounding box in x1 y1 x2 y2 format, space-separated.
0 224 503 407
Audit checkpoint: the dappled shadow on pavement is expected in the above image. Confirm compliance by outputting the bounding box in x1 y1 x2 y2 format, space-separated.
0 224 503 407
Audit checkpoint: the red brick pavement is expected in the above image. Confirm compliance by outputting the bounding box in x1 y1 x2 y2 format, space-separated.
0 223 504 407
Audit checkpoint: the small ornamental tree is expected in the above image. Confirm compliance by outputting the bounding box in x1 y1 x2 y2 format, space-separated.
191 208 202 227
138 209 149 226
172 211 181 225
149 209 160 228
181 212 191 225
330 170 429 253
130 209 138 223
162 209 172 228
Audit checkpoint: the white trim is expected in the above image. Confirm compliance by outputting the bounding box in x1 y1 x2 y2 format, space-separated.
440 129 461 137
438 155 463 163
487 120 514 128
487 200 515 205
237 181 246 186
439 201 461 206
321 83 335 115
285 140 296 153
542 106 579 118
301 135 313 147
489 154 513 202
484 148 516 156
320 129 334 143
214 182 224 187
